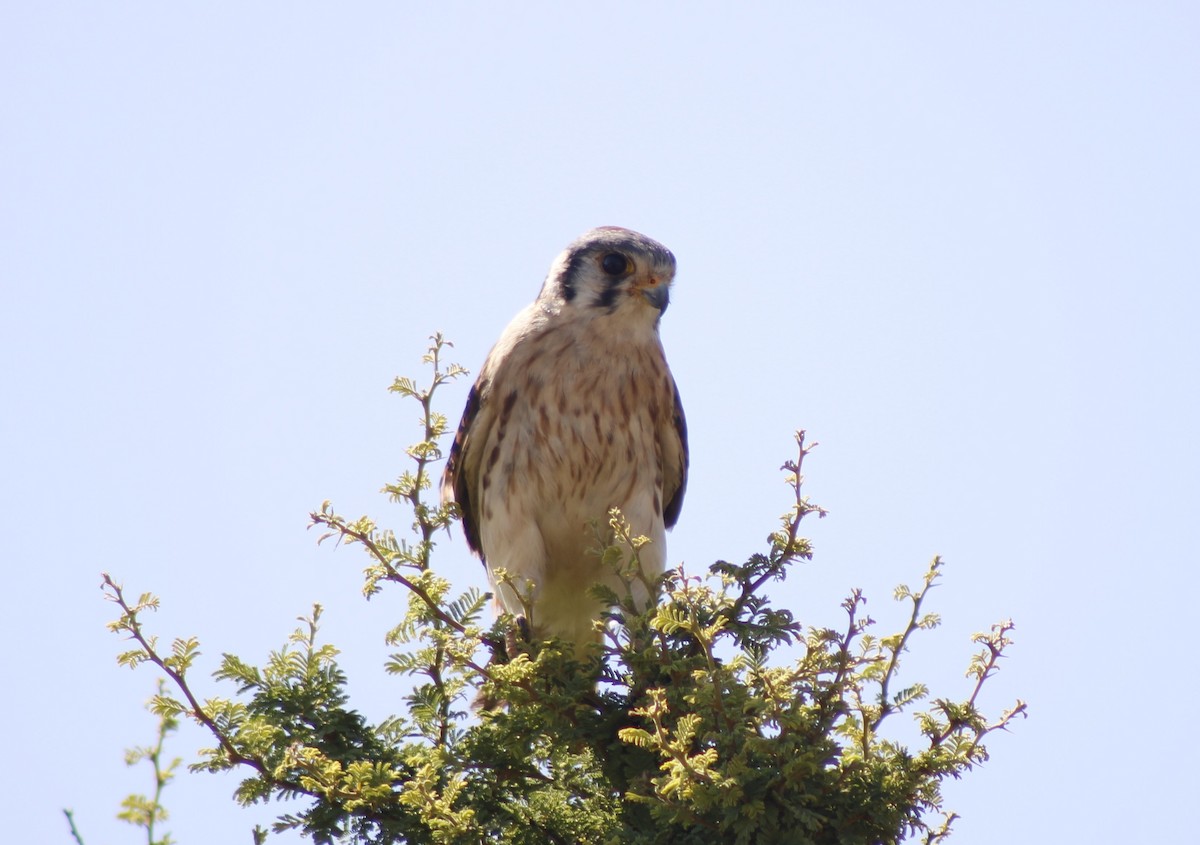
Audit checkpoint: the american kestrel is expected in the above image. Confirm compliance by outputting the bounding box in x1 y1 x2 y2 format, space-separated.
442 226 688 647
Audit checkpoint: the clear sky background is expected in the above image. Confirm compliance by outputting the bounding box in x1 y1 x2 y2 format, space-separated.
3 4 1197 843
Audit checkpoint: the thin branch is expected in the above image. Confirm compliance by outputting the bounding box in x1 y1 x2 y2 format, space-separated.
872 559 941 735
62 810 86 845
101 575 320 800
145 679 175 845
691 597 731 734
724 432 826 630
815 590 867 734
967 620 1016 710
310 514 470 636
776 430 828 559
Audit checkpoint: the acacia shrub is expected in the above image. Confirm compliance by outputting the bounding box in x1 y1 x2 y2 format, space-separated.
101 334 1024 844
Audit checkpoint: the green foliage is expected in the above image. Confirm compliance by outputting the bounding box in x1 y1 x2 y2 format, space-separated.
101 333 1025 844
63 679 182 845
117 679 182 845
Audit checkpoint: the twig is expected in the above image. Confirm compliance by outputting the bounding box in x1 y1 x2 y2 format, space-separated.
100 574 320 799
815 590 867 734
776 430 828 559
62 809 86 845
310 514 470 636
144 679 176 845
872 561 941 736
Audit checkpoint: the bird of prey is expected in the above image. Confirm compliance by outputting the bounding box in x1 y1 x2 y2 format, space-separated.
442 226 688 647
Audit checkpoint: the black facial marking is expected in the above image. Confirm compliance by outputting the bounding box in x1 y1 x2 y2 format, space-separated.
559 250 587 302
596 281 621 311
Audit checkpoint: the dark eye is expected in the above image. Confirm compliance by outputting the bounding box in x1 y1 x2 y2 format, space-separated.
601 253 629 276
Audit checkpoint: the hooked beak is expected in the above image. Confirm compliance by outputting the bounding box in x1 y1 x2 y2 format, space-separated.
638 277 671 313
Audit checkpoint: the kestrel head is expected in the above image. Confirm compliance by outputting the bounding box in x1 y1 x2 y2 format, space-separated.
538 226 676 322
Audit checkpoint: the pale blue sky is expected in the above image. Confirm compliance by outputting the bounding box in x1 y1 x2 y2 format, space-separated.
3 4 1197 843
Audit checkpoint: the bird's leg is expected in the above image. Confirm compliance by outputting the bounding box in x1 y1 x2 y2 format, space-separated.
507 615 532 659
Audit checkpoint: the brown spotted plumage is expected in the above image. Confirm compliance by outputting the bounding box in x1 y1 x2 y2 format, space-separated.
442 227 688 646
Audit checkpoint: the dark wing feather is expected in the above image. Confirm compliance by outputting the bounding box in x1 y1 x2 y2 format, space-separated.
442 379 486 556
662 378 688 528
